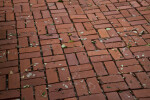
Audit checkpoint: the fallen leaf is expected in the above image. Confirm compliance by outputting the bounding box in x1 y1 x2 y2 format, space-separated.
41 91 46 97
61 44 67 48
23 85 30 88
9 71 13 74
68 40 74 43
68 33 72 36
67 77 71 81
106 28 111 30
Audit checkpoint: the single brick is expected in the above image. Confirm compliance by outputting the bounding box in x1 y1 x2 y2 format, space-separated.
46 69 59 84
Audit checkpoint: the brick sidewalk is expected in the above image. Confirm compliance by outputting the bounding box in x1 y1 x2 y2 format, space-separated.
0 0 150 100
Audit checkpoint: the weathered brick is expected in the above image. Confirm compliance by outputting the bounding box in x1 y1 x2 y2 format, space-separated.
46 69 59 84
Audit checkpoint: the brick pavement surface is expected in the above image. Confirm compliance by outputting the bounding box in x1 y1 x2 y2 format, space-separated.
0 0 150 100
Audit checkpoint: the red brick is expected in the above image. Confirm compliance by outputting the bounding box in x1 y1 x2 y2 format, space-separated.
0 90 20 100
21 70 45 80
100 5 109 11
70 64 92 73
7 49 18 60
104 61 119 75
0 44 17 51
45 60 67 69
18 37 28 47
130 46 150 53
6 12 14 21
56 3 65 9
20 59 31 72
99 75 123 83
103 37 122 43
52 44 63 55
65 98 77 100
42 10 50 18
123 74 141 89
74 79 88 96
122 36 136 46
70 15 87 19
119 64 143 73
127 16 144 22
83 22 94 30
139 98 150 100
59 33 70 43
0 60 18 69
103 11 120 16
21 77 46 87
95 13 106 19
21 88 34 100
26 20 34 28
79 94 106 100
83 40 95 51
87 14 98 21
98 29 110 38
106 92 120 100
19 46 40 53
40 39 60 45
116 59 139 67
130 20 147 26
33 10 42 19
64 47 85 54
62 16 71 23
102 82 128 92
118 18 130 27
0 66 18 75
105 42 125 48
8 73 20 89
20 52 41 59
32 57 44 70
130 1 140 7
106 14 123 19
119 91 135 100
64 41 82 48
94 40 106 49
17 20 25 28
90 55 112 62
35 85 48 100
72 70 96 79
136 72 150 88
87 77 102 94
133 89 150 98
42 45 52 56
58 67 71 81
107 4 117 11
119 47 134 59
0 39 17 46
138 58 150 71
0 30 6 39
134 51 150 58
48 81 73 92
49 89 75 100
87 50 109 56
47 25 57 34
0 50 6 63
0 75 6 91
46 69 59 84
76 52 89 64
66 53 78 66
92 62 108 76
109 48 124 60
44 55 65 62
29 35 39 46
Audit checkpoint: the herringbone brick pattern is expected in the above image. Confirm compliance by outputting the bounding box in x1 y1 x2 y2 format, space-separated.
0 0 150 100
